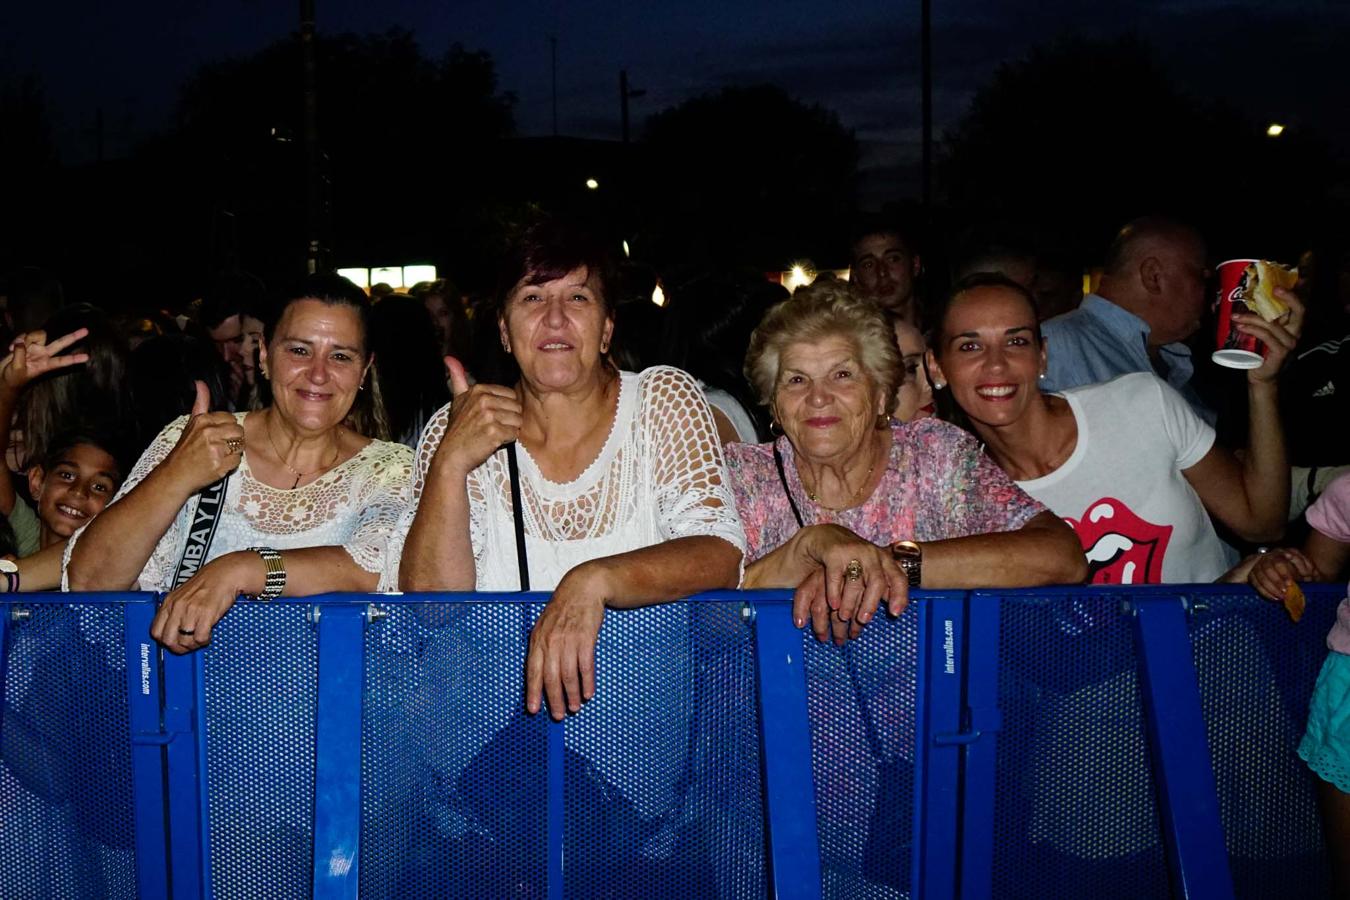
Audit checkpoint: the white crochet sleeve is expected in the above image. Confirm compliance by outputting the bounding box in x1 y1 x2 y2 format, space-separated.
343 440 415 592
639 367 747 561
62 414 192 592
404 400 489 566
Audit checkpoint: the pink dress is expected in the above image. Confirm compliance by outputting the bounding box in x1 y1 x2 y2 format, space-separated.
725 418 1047 560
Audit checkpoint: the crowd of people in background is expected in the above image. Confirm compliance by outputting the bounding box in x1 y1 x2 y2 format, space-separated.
4 211 1350 888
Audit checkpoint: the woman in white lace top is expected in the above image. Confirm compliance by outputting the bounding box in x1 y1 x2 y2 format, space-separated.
400 218 746 720
66 275 414 651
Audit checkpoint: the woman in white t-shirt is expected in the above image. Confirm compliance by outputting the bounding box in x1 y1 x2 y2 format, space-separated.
927 272 1301 584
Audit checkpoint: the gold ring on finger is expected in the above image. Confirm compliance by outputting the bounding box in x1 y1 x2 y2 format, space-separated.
845 558 863 582
225 438 244 454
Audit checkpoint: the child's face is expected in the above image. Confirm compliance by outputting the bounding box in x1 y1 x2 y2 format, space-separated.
28 444 122 540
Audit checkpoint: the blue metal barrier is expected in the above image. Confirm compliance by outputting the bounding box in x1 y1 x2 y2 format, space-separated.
0 585 1342 899
0 594 159 900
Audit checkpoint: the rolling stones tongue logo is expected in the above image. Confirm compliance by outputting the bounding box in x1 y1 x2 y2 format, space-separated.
1065 497 1172 585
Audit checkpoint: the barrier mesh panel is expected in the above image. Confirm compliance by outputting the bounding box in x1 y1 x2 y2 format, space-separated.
0 602 137 899
1187 586 1339 898
360 600 547 898
991 593 1168 900
203 603 318 899
804 607 918 899
563 601 765 900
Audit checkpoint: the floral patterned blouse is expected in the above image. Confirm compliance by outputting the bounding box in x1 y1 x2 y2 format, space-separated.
725 418 1047 561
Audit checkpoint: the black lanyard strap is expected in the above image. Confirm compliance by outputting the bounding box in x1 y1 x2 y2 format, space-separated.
172 475 229 588
506 443 530 591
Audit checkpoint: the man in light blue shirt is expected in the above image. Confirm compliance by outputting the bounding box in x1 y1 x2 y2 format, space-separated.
1040 217 1215 423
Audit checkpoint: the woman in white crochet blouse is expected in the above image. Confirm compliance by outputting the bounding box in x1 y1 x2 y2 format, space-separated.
65 275 414 651
400 218 746 720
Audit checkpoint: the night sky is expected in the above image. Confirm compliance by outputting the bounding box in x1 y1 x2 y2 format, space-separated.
4 0 1347 192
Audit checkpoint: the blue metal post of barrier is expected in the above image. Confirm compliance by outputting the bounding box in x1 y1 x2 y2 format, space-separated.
548 715 565 900
913 593 966 899
751 595 824 900
163 646 212 899
125 602 170 900
0 604 8 728
312 604 367 900
957 592 1003 899
1133 595 1235 900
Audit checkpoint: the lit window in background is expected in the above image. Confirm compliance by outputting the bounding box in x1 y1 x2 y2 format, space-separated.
403 264 437 286
370 266 404 289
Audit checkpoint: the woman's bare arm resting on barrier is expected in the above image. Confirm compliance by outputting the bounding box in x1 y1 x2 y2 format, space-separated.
152 546 379 654
525 535 743 720
747 511 1086 643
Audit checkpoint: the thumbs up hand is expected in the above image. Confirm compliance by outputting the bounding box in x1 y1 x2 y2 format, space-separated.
165 379 246 493
431 356 522 477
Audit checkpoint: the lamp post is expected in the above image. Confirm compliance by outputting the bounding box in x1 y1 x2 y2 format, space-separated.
300 0 324 274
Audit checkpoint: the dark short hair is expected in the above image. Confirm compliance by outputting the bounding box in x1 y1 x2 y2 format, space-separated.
933 272 1042 353
848 215 919 263
494 218 619 316
268 273 373 352
38 426 125 485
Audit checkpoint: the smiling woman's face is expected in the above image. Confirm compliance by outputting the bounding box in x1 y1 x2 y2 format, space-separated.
262 298 370 435
498 265 614 394
928 285 1046 431
772 334 886 466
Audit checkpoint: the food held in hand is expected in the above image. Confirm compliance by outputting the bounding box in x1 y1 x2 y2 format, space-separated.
1244 260 1298 323
1282 580 1306 623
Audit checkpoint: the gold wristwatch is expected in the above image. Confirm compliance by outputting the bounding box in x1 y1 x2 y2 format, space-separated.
890 540 922 588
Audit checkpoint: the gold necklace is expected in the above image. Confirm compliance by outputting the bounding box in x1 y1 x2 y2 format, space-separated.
802 450 878 512
266 415 341 489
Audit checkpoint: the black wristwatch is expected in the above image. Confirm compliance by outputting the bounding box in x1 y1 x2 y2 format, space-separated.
890 540 922 588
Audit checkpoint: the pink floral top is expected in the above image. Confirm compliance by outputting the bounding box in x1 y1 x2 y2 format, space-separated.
725 418 1047 561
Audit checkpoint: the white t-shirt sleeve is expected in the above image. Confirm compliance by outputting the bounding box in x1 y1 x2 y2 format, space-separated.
1151 374 1215 470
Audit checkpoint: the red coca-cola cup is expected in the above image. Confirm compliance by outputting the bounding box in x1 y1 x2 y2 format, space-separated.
1212 259 1265 369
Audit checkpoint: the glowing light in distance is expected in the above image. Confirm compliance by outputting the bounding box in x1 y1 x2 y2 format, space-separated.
585 178 600 190
785 263 815 291
1266 123 1285 137
651 284 666 307
337 267 370 289
403 264 437 286
371 266 403 289
622 240 631 258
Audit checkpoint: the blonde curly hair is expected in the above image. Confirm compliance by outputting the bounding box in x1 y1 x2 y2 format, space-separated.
743 279 901 414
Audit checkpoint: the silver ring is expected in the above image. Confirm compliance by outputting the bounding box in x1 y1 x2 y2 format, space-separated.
844 559 863 582
225 438 243 454
178 626 196 636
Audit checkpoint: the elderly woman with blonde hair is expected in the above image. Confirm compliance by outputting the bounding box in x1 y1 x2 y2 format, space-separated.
729 279 1085 642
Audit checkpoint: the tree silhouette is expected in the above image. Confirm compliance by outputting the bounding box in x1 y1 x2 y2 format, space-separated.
0 75 60 271
639 85 858 271
163 28 517 281
941 36 1340 264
